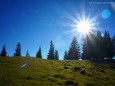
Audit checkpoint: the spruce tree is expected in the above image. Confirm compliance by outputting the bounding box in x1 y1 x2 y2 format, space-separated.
112 35 115 58
14 42 21 56
103 31 113 59
82 35 91 60
82 30 114 61
67 36 80 60
36 46 42 58
47 40 55 60
95 31 104 60
54 50 59 60
26 51 30 57
63 50 68 60
82 31 96 60
0 44 7 56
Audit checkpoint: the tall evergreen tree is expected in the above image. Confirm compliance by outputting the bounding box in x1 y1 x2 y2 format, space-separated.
14 42 21 56
54 50 59 60
0 44 7 56
103 31 113 59
26 51 30 57
82 31 96 60
82 35 91 60
82 30 114 61
47 40 55 60
36 46 42 58
112 35 115 57
95 31 104 60
63 50 68 60
67 36 80 60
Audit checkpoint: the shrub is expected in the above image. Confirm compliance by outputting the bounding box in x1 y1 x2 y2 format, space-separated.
65 80 78 86
105 77 109 80
80 70 86 75
53 74 65 79
100 70 106 73
64 66 68 69
73 67 81 71
110 66 115 69
48 77 55 82
86 83 95 86
87 74 93 77
65 80 74 85
24 76 32 80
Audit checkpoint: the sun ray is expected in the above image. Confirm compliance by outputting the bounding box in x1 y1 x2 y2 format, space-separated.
61 12 98 41
75 15 96 37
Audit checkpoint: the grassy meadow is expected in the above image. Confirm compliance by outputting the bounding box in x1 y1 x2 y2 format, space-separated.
0 57 115 86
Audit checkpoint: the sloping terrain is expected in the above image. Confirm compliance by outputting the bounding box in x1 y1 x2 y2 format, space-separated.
0 57 115 86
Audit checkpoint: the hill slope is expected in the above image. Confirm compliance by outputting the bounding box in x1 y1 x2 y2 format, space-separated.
0 57 115 86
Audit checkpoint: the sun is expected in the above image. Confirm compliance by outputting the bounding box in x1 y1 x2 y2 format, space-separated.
76 18 95 35
62 13 97 38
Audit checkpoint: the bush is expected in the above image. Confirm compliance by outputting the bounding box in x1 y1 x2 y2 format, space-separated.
65 80 74 85
64 66 68 69
100 70 106 73
53 74 65 79
73 67 81 71
65 80 78 86
87 74 93 77
110 66 115 69
23 76 32 80
80 70 86 75
86 83 95 86
48 77 55 82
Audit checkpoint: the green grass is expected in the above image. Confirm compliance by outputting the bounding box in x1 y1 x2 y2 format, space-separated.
0 57 115 86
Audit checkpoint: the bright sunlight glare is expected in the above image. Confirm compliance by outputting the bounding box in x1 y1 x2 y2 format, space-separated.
77 20 91 34
75 16 96 36
62 13 97 39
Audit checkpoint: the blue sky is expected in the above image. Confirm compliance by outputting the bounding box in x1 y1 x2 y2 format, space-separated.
0 0 115 60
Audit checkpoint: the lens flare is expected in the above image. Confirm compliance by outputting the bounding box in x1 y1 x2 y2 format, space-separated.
102 9 111 19
21 61 29 68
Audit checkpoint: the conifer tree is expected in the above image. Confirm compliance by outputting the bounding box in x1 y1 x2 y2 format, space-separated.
0 44 7 56
54 50 59 60
67 36 80 60
103 31 113 59
14 42 21 56
63 50 68 60
36 46 42 58
82 35 91 60
82 31 96 60
112 35 115 57
95 31 104 60
82 30 114 61
47 40 55 60
26 51 30 57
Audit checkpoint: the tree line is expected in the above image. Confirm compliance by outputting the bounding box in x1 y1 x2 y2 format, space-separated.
0 30 115 61
0 41 59 60
64 30 115 61
82 30 115 61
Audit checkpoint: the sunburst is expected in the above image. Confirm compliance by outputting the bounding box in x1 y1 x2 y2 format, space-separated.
75 16 96 36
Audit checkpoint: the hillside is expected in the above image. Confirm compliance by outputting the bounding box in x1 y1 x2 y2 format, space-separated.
0 57 115 86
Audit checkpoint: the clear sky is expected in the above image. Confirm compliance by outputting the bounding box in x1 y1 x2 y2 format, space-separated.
0 0 115 60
